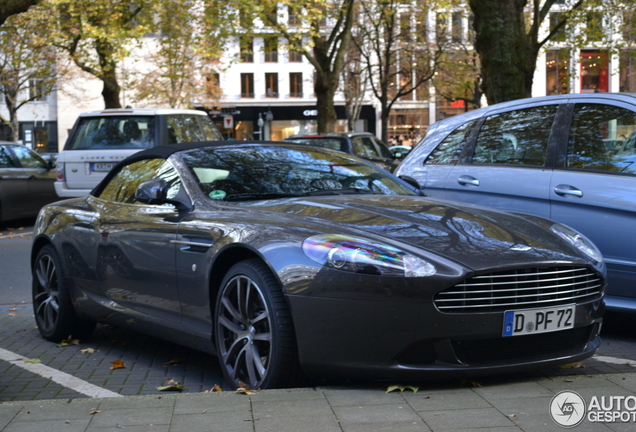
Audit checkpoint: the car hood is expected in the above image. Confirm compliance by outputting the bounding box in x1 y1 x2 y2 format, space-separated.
239 195 590 271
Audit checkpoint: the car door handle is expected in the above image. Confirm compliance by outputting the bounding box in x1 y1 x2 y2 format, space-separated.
457 175 480 187
554 184 583 197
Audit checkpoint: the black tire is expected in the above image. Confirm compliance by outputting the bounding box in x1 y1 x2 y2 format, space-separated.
214 259 302 390
32 244 96 342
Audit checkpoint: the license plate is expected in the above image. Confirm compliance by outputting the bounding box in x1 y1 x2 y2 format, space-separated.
91 162 117 172
502 304 575 337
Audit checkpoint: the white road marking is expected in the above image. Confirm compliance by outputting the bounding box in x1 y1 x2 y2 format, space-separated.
0 347 122 398
594 355 636 365
0 231 33 239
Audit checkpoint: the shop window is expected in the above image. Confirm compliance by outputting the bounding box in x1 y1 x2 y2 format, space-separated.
546 49 570 95
580 51 608 93
620 50 636 92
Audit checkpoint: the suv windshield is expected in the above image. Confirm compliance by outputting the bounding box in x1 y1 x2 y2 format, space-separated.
284 138 345 152
181 145 415 201
66 116 155 150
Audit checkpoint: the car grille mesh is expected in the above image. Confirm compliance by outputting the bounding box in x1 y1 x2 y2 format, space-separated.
434 267 603 313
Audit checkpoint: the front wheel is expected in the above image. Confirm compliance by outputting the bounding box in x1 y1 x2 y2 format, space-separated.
214 259 302 389
32 244 96 342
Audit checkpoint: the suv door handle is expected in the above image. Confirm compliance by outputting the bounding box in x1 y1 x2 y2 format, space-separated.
554 184 583 197
457 175 480 187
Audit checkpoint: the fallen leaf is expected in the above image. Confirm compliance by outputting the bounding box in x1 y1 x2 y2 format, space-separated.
236 387 256 395
211 384 223 392
460 379 483 388
385 385 419 393
8 308 16 311
156 378 184 392
110 359 126 370
560 362 585 369
164 359 185 366
24 359 42 364
8 313 16 317
57 336 80 347
89 410 101 415
80 348 96 354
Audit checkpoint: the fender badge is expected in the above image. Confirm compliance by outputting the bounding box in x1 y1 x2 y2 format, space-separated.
510 245 532 252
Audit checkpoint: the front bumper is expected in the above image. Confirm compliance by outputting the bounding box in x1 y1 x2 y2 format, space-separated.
287 294 604 381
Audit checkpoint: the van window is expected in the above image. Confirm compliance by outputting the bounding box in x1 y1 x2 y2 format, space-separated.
567 103 636 174
66 116 155 150
473 105 557 166
426 120 477 165
167 115 207 144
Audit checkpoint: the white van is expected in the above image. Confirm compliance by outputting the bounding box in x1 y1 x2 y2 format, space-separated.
55 108 223 198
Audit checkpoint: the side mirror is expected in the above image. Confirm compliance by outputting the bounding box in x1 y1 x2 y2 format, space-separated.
136 179 169 204
135 179 193 211
400 175 422 190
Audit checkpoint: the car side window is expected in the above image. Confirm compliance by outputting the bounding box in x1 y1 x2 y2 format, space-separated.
98 159 181 204
10 145 47 169
167 116 203 144
199 116 224 140
0 146 16 168
426 120 477 165
351 137 370 158
473 105 557 166
567 103 636 175
372 137 393 158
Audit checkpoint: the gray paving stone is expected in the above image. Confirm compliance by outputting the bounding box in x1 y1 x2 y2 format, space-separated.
170 410 254 432
333 404 423 427
321 387 406 406
173 393 250 414
251 397 333 418
2 418 92 432
402 388 491 411
87 406 173 428
418 407 514 430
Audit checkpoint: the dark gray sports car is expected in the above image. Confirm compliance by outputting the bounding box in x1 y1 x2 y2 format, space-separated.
31 141 605 389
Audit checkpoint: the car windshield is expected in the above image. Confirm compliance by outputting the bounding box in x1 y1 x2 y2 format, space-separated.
66 116 155 150
284 138 345 152
180 145 415 201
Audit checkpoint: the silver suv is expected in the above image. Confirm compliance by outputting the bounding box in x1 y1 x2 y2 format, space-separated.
55 108 223 197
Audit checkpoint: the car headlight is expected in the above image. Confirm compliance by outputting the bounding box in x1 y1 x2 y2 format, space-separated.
550 223 603 263
302 234 436 277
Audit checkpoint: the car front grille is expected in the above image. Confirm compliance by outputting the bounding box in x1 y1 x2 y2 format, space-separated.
434 266 603 313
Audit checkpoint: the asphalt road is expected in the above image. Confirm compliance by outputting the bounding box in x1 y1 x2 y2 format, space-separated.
2 219 636 403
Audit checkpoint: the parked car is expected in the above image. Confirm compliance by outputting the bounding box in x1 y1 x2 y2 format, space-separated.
0 141 58 223
54 108 224 198
395 92 636 314
284 132 400 171
32 141 605 389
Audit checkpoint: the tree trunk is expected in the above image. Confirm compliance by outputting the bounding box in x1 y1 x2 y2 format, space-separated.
469 0 531 104
3 89 20 142
101 71 122 109
96 39 122 109
314 66 338 132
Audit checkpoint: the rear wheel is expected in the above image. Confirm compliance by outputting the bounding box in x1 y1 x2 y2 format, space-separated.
214 259 302 389
32 244 96 342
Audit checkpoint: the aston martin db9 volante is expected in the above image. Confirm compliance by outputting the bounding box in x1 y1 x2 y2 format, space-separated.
31 141 605 389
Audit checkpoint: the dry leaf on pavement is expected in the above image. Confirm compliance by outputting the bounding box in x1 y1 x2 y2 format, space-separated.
110 359 126 369
156 378 184 392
